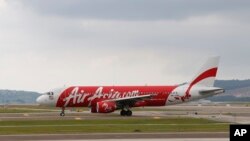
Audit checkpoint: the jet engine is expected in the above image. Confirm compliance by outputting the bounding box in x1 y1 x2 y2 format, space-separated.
96 101 117 113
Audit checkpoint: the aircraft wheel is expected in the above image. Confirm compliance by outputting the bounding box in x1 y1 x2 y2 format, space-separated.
126 110 132 116
60 107 65 116
60 112 65 116
120 110 126 116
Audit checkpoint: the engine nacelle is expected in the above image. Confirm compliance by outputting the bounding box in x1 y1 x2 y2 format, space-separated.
96 101 117 113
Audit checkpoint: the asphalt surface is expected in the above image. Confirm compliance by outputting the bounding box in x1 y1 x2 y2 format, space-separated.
1 104 250 123
1 104 250 140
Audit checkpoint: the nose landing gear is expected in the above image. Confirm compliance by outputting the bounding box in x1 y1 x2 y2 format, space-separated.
60 107 65 116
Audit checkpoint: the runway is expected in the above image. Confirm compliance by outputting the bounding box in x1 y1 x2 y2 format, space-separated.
1 104 249 140
1 104 250 123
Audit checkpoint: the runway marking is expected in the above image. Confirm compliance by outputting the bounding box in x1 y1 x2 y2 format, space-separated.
74 117 82 120
23 113 29 117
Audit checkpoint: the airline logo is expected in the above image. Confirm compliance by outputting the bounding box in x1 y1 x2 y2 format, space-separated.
58 87 140 107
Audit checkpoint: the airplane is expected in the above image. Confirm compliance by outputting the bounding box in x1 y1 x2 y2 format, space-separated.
36 57 225 116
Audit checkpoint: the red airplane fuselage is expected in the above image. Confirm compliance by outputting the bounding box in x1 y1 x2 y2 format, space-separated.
56 86 178 108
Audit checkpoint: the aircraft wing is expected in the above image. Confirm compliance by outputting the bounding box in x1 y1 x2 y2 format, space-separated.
199 88 225 95
103 94 153 107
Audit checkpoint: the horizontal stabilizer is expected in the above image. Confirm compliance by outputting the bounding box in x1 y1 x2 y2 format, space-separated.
199 88 225 95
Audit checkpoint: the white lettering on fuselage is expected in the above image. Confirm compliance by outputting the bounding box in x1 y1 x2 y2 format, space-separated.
63 87 139 107
87 87 104 101
63 87 90 107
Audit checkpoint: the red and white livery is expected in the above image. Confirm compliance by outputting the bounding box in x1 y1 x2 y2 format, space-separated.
37 57 225 116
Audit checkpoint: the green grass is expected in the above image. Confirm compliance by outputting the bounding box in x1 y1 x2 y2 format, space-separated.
0 118 229 134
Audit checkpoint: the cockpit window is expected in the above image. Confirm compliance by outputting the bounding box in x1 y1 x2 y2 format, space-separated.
46 92 54 95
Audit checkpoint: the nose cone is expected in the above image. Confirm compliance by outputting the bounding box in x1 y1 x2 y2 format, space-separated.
36 95 43 104
36 95 47 105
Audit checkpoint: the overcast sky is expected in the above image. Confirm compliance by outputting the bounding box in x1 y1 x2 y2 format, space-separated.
0 0 250 92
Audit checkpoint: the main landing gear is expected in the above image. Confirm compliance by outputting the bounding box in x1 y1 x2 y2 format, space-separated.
120 109 132 116
60 107 65 116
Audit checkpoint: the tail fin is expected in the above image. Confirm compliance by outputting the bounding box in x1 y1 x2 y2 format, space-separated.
189 56 220 87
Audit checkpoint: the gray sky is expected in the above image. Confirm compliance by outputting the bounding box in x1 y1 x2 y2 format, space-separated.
0 0 250 92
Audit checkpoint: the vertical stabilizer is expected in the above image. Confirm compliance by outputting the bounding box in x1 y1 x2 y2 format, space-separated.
189 56 220 87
